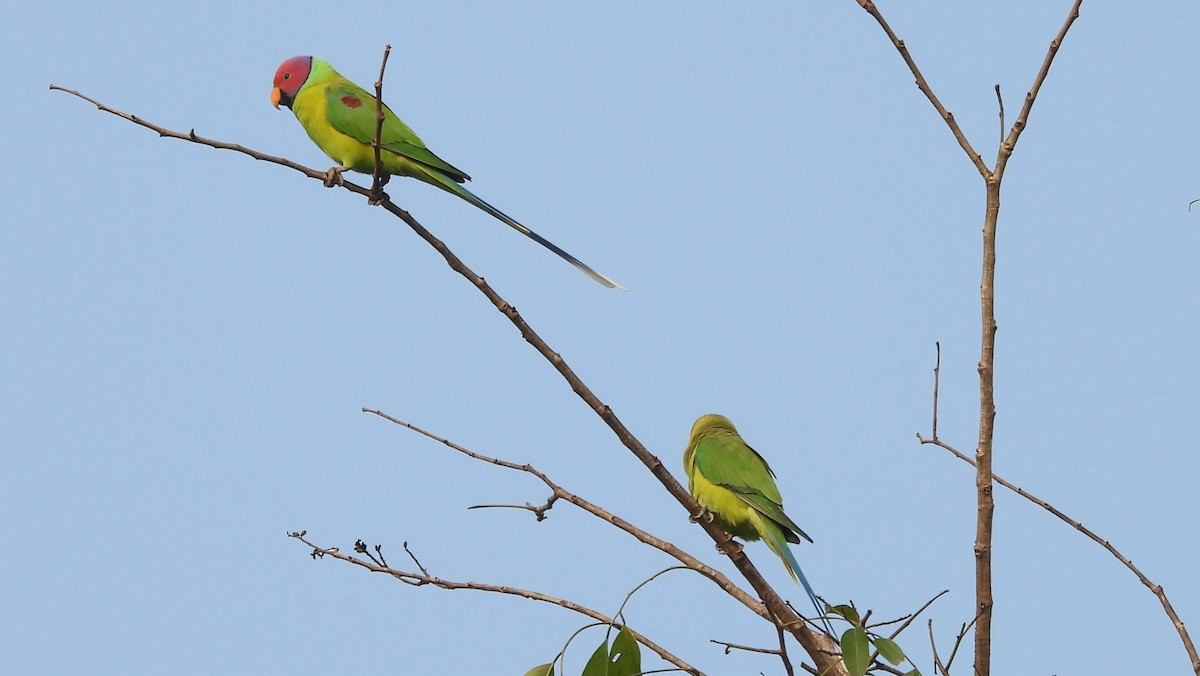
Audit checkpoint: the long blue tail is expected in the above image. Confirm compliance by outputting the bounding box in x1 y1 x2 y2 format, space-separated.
425 170 626 290
768 527 835 636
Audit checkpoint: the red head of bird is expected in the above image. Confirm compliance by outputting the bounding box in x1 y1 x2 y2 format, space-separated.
271 56 313 109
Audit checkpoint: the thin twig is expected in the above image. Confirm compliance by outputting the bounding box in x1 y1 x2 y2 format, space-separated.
917 434 1199 671
858 3 1088 673
710 638 783 657
944 616 978 673
928 620 948 676
288 531 700 674
362 409 772 621
853 1 988 177
880 589 950 640
467 497 558 521
994 85 1005 146
994 0 1083 176
776 621 796 676
370 45 392 205
931 342 940 440
53 84 843 674
402 541 430 577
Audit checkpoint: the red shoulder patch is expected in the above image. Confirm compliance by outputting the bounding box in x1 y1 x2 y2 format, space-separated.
340 95 362 108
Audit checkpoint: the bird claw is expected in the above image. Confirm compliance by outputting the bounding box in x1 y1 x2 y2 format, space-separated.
323 166 348 188
367 189 390 206
689 506 715 524
716 539 743 556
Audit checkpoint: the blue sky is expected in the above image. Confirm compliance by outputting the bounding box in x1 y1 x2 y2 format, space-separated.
4 2 1198 674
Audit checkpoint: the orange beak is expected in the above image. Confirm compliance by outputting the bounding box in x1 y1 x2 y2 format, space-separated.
270 87 282 109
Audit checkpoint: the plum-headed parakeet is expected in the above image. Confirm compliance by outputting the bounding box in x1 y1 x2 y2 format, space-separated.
271 56 624 290
684 414 831 632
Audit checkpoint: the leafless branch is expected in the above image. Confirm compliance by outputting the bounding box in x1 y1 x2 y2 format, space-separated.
362 409 772 620
853 1 988 177
288 531 700 674
710 634 794 675
928 620 949 676
917 434 1200 672
994 85 1005 146
930 342 940 440
877 589 950 640
370 45 392 204
467 496 559 521
944 616 978 673
994 0 1083 176
53 83 842 673
858 3 1087 673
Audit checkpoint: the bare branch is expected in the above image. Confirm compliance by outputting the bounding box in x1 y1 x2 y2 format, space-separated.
877 589 950 640
852 2 988 177
859 3 1089 673
288 531 700 674
944 616 978 673
776 621 796 676
369 45 392 205
467 497 558 521
54 85 842 673
995 0 1084 175
362 409 772 621
917 435 1200 672
994 85 1005 146
928 620 948 676
930 342 940 440
50 85 342 184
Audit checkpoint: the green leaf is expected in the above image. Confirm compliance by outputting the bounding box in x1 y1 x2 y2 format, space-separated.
609 626 642 676
872 637 906 665
830 604 861 625
903 669 922 676
840 626 871 676
523 664 554 676
581 640 609 676
580 627 642 676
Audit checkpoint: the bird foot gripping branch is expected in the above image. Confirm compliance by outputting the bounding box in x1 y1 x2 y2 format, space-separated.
688 505 715 524
322 165 348 188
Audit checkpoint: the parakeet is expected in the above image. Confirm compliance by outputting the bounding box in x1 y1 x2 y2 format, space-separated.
271 55 624 290
684 414 831 633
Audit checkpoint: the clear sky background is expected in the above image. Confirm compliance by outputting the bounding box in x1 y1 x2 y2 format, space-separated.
4 2 1198 674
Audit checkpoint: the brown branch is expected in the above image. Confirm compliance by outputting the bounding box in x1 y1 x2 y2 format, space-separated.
930 342 940 440
928 620 949 676
711 634 794 675
994 85 1005 146
288 532 699 675
853 1 988 177
467 497 559 521
917 434 1200 673
362 409 771 620
994 0 1083 176
944 616 978 674
370 45 392 205
53 84 843 674
877 589 949 640
858 4 1088 674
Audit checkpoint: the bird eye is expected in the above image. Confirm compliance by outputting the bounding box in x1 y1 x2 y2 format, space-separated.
283 73 291 80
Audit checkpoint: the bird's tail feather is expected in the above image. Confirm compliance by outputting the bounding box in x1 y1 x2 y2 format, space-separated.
765 525 835 636
423 170 626 290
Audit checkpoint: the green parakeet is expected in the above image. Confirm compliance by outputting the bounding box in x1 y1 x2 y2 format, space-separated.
271 56 624 290
684 414 831 632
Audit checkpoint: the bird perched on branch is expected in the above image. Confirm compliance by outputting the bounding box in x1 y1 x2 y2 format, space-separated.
684 414 832 634
271 55 624 290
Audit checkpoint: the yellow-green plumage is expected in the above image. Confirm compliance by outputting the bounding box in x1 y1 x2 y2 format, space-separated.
684 414 830 631
271 56 624 290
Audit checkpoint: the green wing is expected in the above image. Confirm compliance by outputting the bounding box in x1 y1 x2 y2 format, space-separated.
693 435 811 544
323 83 470 182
